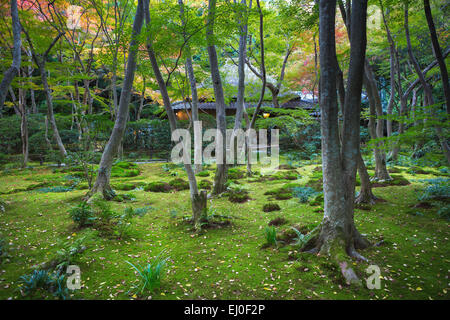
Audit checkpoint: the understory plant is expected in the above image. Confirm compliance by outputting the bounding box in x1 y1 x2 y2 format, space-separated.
126 250 170 295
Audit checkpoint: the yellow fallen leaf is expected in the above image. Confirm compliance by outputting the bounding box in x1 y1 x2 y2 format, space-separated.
416 287 422 291
132 294 137 299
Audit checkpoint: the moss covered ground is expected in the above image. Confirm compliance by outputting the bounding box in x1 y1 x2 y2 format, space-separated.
0 160 448 300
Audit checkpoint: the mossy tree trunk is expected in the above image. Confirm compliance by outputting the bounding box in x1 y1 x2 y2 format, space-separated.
89 0 145 200
303 1 370 266
207 0 228 195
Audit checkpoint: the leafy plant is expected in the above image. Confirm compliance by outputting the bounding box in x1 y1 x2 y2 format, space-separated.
126 250 170 295
18 269 70 299
291 227 307 247
264 226 278 247
419 178 450 201
292 187 319 203
69 202 95 228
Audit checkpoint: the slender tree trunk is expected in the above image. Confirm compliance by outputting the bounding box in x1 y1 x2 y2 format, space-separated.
355 152 376 204
303 1 370 266
0 0 21 110
424 0 450 114
179 0 202 173
137 77 146 121
405 5 450 164
363 63 391 180
89 0 145 199
145 0 206 230
39 63 67 157
207 0 228 194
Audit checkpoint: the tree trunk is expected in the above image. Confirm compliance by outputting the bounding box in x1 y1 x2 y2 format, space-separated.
89 0 145 199
355 152 376 204
39 63 67 158
179 0 202 173
207 0 228 195
424 0 450 114
145 0 206 229
136 77 146 121
405 4 450 164
303 0 370 265
0 0 21 110
363 63 391 180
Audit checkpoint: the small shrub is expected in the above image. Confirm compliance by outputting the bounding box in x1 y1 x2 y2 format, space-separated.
169 178 190 191
437 205 450 220
126 250 170 294
292 187 319 203
92 200 116 231
144 181 172 192
291 227 308 247
51 237 87 272
69 202 95 228
18 270 69 299
263 203 281 212
115 206 150 239
264 226 278 247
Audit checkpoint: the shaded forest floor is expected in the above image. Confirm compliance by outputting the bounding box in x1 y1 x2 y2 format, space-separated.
0 159 449 300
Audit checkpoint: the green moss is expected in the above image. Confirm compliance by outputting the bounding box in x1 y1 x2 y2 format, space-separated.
263 202 281 212
227 188 250 203
196 171 210 177
228 168 245 180
112 183 136 191
198 180 212 190
309 193 324 206
0 161 448 300
144 181 172 192
169 178 190 191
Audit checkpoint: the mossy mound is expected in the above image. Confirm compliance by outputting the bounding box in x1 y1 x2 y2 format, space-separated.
112 183 136 191
169 178 190 191
114 161 138 169
198 180 212 190
263 202 281 212
264 183 303 201
228 168 245 180
388 167 403 174
277 164 297 170
196 171 210 177
268 216 287 226
406 166 435 175
372 174 410 188
113 193 136 202
227 188 250 203
144 181 172 192
110 166 140 178
74 182 89 190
